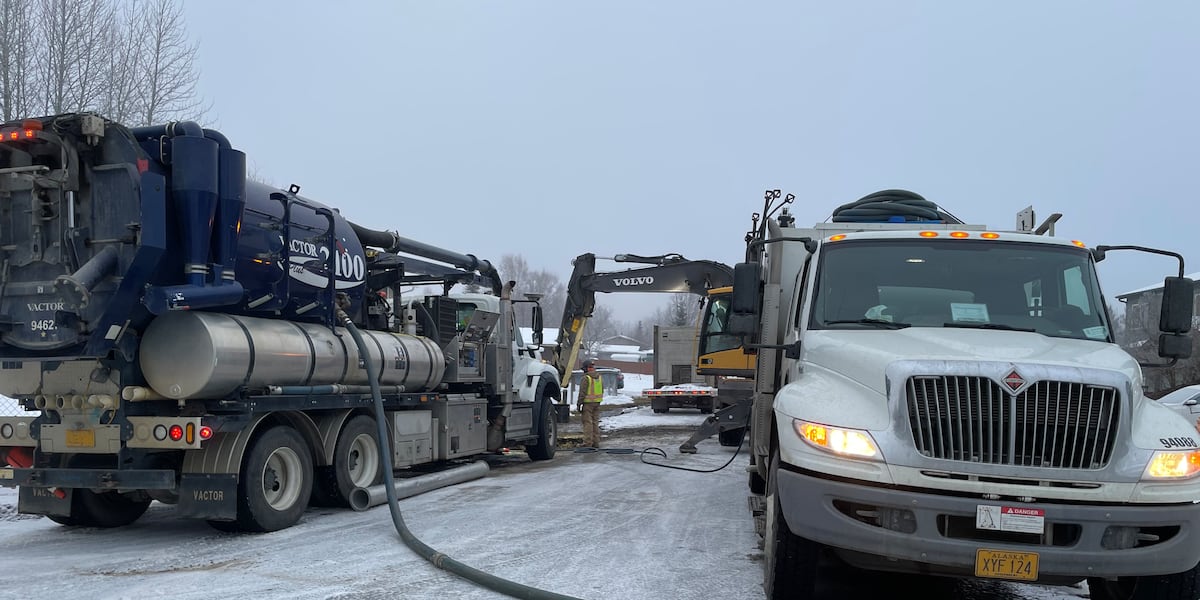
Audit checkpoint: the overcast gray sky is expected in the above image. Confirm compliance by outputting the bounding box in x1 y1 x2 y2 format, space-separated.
183 1 1200 323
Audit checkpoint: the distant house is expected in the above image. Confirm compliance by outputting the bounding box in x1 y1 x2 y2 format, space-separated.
1116 273 1200 339
596 343 642 361
1116 274 1200 395
599 334 644 348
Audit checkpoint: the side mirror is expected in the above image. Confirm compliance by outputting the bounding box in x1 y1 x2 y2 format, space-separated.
728 262 762 336
1159 333 1192 360
531 304 544 345
1160 277 1194 334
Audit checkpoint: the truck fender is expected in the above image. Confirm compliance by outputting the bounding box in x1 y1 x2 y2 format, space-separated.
516 360 559 403
312 409 361 468
773 365 891 431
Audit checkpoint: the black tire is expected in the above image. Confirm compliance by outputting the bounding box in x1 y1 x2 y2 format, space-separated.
764 448 820 598
700 402 714 414
71 490 152 528
652 408 668 414
719 427 745 447
525 398 558 461
46 455 152 528
230 425 314 533
748 469 766 495
313 416 382 507
1088 563 1200 600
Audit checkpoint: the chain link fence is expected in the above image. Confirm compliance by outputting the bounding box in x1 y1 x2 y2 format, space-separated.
0 395 24 416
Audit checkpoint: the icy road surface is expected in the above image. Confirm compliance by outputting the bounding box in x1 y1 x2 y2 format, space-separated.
0 409 1090 599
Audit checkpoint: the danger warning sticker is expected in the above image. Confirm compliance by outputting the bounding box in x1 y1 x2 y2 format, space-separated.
976 505 1045 535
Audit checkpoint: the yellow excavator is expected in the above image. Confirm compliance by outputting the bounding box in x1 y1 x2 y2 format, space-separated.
550 253 755 450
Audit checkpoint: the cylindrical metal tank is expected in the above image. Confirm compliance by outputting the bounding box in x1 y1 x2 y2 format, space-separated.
139 311 445 400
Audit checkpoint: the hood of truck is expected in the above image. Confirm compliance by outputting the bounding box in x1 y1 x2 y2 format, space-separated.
801 328 1139 396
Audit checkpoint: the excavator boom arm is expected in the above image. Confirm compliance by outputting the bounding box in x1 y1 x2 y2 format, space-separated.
551 253 734 385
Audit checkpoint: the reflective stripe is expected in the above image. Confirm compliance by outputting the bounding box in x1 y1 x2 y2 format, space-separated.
582 374 604 402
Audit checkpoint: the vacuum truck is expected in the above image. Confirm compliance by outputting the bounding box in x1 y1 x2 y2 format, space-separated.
729 190 1200 599
0 113 563 532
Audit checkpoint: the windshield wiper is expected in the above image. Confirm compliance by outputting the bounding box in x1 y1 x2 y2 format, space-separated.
943 322 1036 333
823 319 911 329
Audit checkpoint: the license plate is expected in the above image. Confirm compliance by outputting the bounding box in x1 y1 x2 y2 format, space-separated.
975 549 1039 581
65 429 95 448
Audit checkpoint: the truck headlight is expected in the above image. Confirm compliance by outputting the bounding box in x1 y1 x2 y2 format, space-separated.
1143 450 1200 480
792 419 880 460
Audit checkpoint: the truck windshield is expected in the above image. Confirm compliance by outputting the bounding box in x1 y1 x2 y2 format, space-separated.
809 239 1111 342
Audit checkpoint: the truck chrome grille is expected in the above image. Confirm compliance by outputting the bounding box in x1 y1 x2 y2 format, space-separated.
905 376 1119 469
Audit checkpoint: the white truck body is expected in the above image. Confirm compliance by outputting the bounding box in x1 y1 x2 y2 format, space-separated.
647 325 716 413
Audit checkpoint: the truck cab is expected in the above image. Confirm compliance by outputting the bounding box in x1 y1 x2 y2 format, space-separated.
733 192 1200 599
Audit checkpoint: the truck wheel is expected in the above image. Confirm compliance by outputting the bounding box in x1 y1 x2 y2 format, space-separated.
653 407 669 414
313 416 382 507
47 489 151 528
764 448 820 598
233 425 314 532
719 427 745 447
700 402 714 414
1088 563 1200 600
525 398 558 461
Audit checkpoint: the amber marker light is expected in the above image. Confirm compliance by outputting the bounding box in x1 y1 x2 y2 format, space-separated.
980 232 1000 239
949 231 969 238
829 234 847 242
919 231 938 238
1072 240 1087 248
1144 450 1200 480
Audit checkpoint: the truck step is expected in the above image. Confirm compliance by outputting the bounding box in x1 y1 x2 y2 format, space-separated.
747 494 765 516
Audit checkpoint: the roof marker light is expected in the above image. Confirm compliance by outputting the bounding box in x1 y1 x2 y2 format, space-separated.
949 231 969 238
981 232 1000 239
829 234 847 242
1072 240 1087 248
919 231 938 238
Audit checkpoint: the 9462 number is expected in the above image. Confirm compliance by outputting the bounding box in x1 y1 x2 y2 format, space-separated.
29 319 57 331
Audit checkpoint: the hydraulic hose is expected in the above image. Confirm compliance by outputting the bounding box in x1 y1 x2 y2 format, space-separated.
336 308 583 600
831 189 963 224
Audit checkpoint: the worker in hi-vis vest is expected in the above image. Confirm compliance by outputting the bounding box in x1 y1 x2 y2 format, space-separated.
577 361 604 448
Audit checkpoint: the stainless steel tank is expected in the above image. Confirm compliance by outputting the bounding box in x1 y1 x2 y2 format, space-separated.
139 311 446 399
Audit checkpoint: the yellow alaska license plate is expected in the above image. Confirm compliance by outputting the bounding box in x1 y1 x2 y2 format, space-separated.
975 549 1038 581
65 429 95 448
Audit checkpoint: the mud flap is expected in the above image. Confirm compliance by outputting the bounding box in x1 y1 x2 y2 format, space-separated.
178 473 238 521
18 486 72 517
553 403 570 424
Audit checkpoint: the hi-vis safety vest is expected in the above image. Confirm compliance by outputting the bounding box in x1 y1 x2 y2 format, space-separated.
581 374 604 403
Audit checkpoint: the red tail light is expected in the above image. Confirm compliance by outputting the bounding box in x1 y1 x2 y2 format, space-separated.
168 425 184 441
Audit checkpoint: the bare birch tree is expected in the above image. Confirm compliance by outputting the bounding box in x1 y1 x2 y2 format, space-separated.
36 0 113 114
2 0 206 125
0 0 36 120
138 0 206 124
99 0 146 123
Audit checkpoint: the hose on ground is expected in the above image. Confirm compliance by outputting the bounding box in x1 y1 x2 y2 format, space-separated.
573 409 753 474
338 309 582 600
